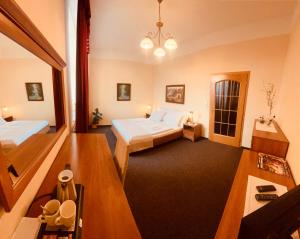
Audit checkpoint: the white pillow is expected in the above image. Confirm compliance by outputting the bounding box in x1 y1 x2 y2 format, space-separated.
162 111 186 128
149 110 166 122
0 117 7 126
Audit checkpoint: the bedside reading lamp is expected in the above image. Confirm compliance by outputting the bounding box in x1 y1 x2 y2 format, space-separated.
187 111 194 124
146 105 152 115
1 106 9 118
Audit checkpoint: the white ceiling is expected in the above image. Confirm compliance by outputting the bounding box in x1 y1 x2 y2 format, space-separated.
90 0 299 64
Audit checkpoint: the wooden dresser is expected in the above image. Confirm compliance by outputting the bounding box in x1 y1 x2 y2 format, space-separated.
251 120 289 158
26 134 141 239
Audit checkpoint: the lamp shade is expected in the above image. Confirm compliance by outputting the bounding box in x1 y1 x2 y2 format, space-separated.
146 105 152 114
154 47 166 57
140 37 154 49
1 107 9 117
164 38 178 50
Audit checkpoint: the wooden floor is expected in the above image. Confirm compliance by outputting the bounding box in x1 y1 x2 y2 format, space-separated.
27 134 141 239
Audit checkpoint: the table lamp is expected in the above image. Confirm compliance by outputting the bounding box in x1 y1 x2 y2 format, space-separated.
146 105 152 114
1 107 9 118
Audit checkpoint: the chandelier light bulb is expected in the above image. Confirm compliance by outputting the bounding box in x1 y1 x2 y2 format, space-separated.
140 0 177 57
140 37 154 50
164 38 178 50
154 47 166 57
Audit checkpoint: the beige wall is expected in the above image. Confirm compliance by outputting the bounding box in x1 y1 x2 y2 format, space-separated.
0 59 56 125
277 16 300 183
153 35 289 147
89 58 154 124
0 0 69 238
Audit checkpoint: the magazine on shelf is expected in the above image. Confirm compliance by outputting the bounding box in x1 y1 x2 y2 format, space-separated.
257 153 291 177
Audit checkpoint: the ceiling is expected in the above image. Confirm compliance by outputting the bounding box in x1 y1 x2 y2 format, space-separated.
90 0 299 64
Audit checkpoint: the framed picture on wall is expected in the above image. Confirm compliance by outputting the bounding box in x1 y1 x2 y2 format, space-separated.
25 82 44 101
166 85 185 104
117 83 131 101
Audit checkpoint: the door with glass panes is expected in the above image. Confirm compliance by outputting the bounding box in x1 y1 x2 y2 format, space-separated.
209 72 249 147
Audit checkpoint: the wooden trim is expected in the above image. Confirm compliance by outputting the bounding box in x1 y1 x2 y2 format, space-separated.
0 1 67 211
112 126 183 183
0 13 62 69
52 68 66 129
209 71 249 147
0 0 66 67
0 144 14 210
153 130 183 146
111 126 130 183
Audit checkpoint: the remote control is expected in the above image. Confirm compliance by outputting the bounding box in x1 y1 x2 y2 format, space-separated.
256 185 276 193
255 194 278 201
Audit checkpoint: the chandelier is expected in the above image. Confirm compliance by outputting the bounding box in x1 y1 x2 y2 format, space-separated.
140 0 177 57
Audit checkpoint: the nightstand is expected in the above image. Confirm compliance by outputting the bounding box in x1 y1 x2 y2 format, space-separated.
145 113 151 118
183 123 202 142
4 116 13 122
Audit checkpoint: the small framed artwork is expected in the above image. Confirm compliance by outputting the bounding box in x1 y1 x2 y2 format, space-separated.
25 82 44 101
117 83 131 101
166 85 185 104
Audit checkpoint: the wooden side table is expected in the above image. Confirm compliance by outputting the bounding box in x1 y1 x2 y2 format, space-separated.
251 119 289 158
183 123 202 142
145 113 151 118
4 116 13 122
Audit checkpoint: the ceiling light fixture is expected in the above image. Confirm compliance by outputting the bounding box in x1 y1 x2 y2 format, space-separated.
140 0 177 57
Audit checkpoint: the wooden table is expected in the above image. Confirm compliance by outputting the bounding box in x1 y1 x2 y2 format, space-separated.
27 134 141 239
183 123 202 142
214 149 295 239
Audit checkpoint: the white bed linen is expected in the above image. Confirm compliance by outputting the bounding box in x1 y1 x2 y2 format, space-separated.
0 120 49 146
112 118 180 144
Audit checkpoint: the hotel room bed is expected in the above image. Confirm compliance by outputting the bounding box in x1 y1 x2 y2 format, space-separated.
0 119 50 154
112 109 187 182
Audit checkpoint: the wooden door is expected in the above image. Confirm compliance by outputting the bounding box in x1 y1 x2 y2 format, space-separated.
209 72 249 147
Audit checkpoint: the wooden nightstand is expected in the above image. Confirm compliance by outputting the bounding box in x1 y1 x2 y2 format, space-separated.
4 116 13 122
145 113 151 118
183 123 202 142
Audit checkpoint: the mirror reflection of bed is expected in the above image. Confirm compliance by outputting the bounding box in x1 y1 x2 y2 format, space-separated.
0 32 56 183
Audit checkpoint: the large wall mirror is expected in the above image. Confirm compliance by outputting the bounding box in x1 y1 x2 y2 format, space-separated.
0 1 66 211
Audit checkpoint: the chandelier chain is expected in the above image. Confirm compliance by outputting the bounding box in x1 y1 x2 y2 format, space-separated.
139 0 177 56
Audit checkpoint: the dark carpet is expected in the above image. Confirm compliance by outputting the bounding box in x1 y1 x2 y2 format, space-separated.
89 126 242 239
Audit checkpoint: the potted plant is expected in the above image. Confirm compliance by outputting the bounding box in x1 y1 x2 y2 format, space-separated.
91 108 103 129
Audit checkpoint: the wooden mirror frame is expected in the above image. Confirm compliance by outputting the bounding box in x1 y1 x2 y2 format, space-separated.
0 1 67 211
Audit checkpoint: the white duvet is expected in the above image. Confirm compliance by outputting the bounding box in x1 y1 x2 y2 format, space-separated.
112 118 176 144
0 120 49 146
